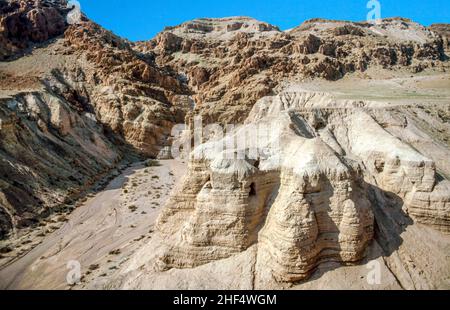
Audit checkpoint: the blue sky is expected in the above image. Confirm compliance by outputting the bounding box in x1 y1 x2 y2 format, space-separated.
76 0 449 41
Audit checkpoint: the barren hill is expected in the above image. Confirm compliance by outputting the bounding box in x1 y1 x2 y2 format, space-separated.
0 0 449 290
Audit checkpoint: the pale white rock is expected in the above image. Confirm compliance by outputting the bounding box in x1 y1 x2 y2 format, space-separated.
153 89 450 285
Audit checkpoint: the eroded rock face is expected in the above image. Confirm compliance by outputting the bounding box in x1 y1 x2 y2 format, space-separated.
430 24 450 52
62 21 192 156
156 89 450 283
257 144 374 282
0 0 70 60
0 91 121 238
0 1 449 287
135 17 448 124
0 2 193 238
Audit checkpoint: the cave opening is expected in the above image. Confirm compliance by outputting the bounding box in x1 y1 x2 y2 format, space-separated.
249 182 256 196
254 159 260 169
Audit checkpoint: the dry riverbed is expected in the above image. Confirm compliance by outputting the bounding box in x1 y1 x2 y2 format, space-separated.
0 159 186 289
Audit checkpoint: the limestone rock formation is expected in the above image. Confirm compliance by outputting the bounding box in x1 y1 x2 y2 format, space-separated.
155 89 450 283
62 21 192 156
136 17 447 124
0 0 449 290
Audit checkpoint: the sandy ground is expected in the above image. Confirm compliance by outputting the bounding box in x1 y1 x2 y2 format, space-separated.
0 159 186 289
0 39 71 99
282 71 450 105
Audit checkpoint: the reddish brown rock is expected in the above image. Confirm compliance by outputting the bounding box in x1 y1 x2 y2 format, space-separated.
0 0 69 60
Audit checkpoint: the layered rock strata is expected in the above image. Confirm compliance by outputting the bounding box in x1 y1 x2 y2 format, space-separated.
136 17 448 123
0 1 193 237
156 89 450 282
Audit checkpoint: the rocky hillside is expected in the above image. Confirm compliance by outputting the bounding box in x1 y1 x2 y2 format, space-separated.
0 0 70 60
136 17 447 124
0 0 449 289
0 0 192 238
110 86 450 289
430 23 450 52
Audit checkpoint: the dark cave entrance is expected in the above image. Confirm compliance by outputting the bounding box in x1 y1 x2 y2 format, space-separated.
249 182 257 196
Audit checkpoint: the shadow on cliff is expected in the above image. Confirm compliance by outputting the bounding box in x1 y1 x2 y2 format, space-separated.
365 182 414 259
296 178 413 285
0 99 152 240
